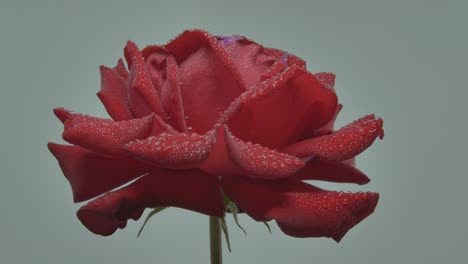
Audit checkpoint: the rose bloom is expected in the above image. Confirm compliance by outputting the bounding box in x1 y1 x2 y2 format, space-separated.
48 29 383 242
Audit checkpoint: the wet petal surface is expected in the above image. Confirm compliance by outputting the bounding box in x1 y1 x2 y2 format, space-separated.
58 108 155 155
283 115 384 160
77 169 224 236
97 65 133 121
219 67 338 149
292 159 370 185
124 41 167 118
222 177 379 242
48 143 152 202
165 30 245 134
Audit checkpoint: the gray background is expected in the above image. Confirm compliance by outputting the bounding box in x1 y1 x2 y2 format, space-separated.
1 0 467 263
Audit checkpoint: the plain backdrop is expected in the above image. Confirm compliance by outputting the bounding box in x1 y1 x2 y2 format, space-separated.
0 0 467 263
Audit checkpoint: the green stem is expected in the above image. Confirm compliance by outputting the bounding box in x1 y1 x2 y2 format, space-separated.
209 216 222 264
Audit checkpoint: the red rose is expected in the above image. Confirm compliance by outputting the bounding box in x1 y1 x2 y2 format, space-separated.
49 29 383 242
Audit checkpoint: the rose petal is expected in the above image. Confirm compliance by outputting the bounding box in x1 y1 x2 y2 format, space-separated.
159 56 187 132
221 177 379 242
142 45 187 132
59 109 155 155
97 65 133 121
48 143 152 202
292 159 370 185
218 66 338 149
313 104 343 137
150 113 180 136
200 126 304 179
216 36 306 88
315 72 336 90
141 45 169 96
165 29 245 134
309 72 341 137
113 58 129 79
53 107 73 123
223 126 304 178
124 41 167 118
125 131 215 169
283 115 384 160
77 169 224 236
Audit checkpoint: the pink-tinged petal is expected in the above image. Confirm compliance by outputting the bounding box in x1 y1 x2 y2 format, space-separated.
315 72 336 90
218 66 338 149
292 159 370 185
60 110 155 155
200 126 304 179
124 41 167 118
283 115 384 160
48 143 152 202
77 169 224 236
164 30 245 134
97 66 133 121
221 177 379 242
125 131 215 169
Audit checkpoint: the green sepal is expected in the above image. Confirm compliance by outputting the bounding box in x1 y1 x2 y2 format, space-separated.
137 207 167 238
263 221 272 234
224 195 247 235
220 217 232 252
226 201 247 235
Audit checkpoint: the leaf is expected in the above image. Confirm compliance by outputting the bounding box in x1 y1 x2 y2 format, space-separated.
263 221 272 234
220 217 232 252
227 202 247 235
137 207 167 238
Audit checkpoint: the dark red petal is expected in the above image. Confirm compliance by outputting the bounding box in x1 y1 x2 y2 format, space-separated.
158 56 187 132
48 143 152 202
283 115 384 160
61 110 154 155
263 47 307 69
53 107 73 123
222 126 304 179
142 45 187 132
165 30 245 134
77 169 224 236
221 177 379 242
150 113 180 136
199 127 239 177
315 72 336 90
218 66 338 149
200 126 304 179
124 41 167 118
216 36 294 88
113 58 129 79
313 104 343 137
97 66 133 121
292 159 370 185
141 45 169 96
125 131 215 169
310 72 340 136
